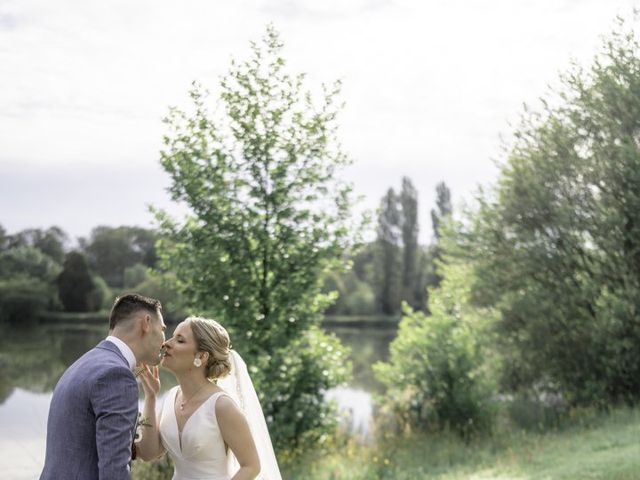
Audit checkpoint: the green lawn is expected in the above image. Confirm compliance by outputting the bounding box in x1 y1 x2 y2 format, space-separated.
283 407 640 479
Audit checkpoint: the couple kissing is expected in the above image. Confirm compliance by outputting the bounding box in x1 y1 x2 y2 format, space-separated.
40 293 281 480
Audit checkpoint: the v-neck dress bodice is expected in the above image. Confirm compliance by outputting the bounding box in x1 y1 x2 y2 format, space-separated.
159 386 231 480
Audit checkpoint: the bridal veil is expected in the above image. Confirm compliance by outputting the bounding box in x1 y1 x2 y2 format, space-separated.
217 350 282 480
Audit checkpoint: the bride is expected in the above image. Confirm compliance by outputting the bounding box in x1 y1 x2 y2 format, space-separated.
135 316 282 480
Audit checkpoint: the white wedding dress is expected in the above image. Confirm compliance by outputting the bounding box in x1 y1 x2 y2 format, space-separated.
159 386 233 480
158 351 282 480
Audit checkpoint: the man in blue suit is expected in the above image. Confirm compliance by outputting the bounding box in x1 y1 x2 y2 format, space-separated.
40 293 166 479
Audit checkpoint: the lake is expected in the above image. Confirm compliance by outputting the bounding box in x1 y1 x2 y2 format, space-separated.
0 320 397 479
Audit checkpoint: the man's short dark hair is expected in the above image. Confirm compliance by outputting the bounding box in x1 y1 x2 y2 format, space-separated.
109 293 162 330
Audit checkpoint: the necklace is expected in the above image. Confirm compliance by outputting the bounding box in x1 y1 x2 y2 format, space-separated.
179 383 208 411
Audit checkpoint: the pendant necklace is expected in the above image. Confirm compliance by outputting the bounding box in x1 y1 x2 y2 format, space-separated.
179 383 208 411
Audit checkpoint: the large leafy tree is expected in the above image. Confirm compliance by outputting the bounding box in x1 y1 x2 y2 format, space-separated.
154 26 359 453
5 226 68 264
454 22 640 405
82 226 158 287
57 251 96 312
0 246 61 323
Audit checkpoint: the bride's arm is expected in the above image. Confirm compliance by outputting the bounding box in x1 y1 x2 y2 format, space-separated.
135 365 166 461
217 396 261 480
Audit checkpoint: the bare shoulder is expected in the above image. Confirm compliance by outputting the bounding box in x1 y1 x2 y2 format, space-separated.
215 393 242 417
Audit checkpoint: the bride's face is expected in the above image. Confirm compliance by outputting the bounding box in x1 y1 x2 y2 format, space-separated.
161 321 198 371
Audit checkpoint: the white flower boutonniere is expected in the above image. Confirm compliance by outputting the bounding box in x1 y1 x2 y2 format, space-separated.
134 412 153 443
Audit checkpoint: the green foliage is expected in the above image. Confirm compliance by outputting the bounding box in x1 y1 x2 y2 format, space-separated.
0 245 60 279
374 262 498 437
0 224 7 250
154 25 361 453
257 326 352 460
428 182 452 290
374 188 402 315
82 226 158 287
431 182 452 243
372 178 433 316
323 269 376 315
57 251 96 312
124 263 149 288
131 457 173 480
0 245 61 323
4 226 68 264
129 271 185 322
283 406 640 480
0 277 53 325
450 21 640 406
399 177 421 310
87 275 112 311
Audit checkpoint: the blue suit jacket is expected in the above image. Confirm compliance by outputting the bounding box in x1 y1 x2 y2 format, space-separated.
40 340 139 480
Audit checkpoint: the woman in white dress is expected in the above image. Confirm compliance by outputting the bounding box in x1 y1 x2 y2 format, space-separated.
135 316 281 480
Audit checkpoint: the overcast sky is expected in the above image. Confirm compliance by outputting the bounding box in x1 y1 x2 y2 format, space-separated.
1 0 637 243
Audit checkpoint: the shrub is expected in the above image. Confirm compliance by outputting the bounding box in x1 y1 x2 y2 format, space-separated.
374 262 498 437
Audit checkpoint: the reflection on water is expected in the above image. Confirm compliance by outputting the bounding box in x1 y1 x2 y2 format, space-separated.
325 386 373 439
0 323 106 401
323 324 396 440
0 320 397 477
0 388 50 480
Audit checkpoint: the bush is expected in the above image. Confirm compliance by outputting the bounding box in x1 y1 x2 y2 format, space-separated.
374 262 498 437
0 245 60 279
124 263 148 289
0 277 53 325
323 270 376 316
87 275 112 311
130 271 185 322
253 326 352 460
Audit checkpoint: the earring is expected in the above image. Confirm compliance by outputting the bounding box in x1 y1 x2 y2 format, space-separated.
193 357 202 368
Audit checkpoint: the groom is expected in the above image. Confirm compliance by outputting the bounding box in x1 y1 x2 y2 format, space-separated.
40 293 166 480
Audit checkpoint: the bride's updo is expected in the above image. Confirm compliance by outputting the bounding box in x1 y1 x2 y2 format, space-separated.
187 316 232 380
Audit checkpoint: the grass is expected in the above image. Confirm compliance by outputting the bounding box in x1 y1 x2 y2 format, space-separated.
281 406 640 479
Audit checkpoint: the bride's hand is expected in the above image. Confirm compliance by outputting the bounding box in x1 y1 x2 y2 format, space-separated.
139 364 161 398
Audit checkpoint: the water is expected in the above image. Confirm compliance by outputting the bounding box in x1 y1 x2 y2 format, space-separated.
0 320 396 478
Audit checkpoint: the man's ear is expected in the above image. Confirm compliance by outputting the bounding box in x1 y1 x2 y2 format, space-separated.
141 314 152 333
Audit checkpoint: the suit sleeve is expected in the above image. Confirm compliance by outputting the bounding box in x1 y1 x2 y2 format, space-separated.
91 365 139 480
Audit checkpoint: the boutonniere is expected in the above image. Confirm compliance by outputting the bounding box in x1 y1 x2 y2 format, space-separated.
134 412 153 443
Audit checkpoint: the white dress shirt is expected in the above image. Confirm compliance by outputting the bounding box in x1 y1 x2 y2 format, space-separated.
105 335 137 371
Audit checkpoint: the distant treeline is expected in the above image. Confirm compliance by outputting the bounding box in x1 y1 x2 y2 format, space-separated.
0 225 179 324
0 178 451 325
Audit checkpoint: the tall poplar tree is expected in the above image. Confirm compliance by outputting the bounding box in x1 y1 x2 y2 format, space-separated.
400 177 420 309
375 188 401 314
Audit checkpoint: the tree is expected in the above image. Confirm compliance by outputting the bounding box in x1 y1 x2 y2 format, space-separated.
427 181 452 290
0 245 60 279
452 21 640 405
0 246 61 323
399 177 421 309
82 226 158 287
374 188 401 315
154 26 359 454
0 224 7 251
5 227 68 264
57 251 95 312
431 182 452 242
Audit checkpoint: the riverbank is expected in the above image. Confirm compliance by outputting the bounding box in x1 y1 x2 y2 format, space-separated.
36 311 400 328
281 405 640 479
